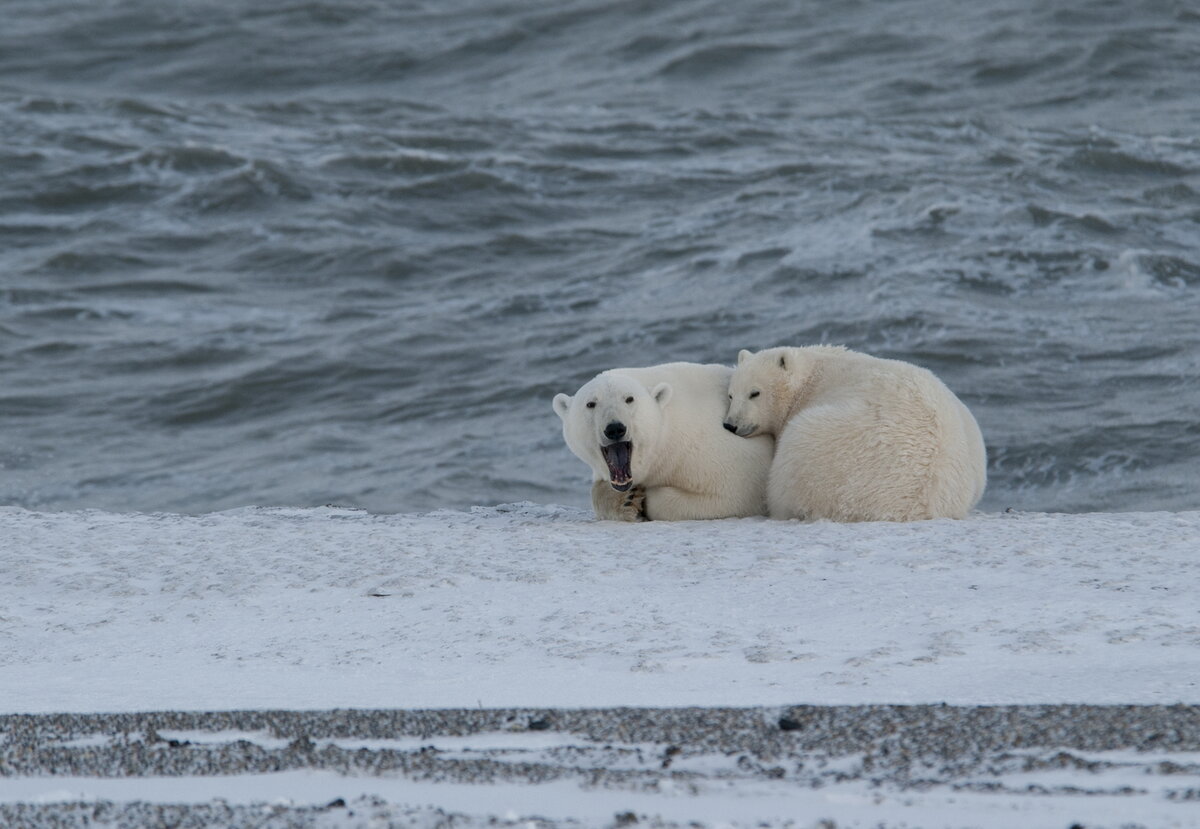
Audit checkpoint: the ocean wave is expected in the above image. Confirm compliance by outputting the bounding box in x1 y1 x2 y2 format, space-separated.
141 358 361 428
656 43 786 78
319 151 467 177
1061 148 1192 178
27 180 163 212
1026 205 1121 236
35 251 159 276
176 160 312 213
133 145 246 174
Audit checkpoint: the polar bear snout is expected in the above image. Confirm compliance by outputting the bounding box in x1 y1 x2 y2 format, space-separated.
723 419 758 438
603 421 627 441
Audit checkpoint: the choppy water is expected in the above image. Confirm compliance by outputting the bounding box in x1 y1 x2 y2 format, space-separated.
1 0 1198 515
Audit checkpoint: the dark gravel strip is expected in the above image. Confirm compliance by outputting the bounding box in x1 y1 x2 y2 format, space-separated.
3 704 1198 829
5 703 1200 764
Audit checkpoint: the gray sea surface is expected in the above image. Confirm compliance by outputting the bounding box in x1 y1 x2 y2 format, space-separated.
1 0 1198 515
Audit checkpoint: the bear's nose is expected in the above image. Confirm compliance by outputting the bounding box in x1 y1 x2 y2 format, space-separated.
723 422 738 434
604 421 627 441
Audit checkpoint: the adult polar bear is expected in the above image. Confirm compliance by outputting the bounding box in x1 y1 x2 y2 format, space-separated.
724 346 987 522
553 363 773 521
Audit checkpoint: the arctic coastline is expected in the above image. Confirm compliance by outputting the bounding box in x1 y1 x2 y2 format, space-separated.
3 503 1198 827
4 502 1199 712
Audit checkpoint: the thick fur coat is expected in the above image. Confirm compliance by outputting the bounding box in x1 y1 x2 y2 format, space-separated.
725 346 987 522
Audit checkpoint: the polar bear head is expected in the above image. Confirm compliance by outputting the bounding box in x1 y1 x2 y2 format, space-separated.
723 347 792 438
552 371 672 491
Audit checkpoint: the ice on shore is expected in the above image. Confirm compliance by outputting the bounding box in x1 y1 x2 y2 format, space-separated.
2 503 1198 713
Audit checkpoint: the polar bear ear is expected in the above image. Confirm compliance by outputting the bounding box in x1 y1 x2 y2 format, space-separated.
651 382 672 408
778 354 787 370
552 393 572 421
737 349 752 365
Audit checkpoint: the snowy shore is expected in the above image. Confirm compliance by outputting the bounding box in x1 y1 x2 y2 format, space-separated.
3 504 1199 827
3 503 1198 712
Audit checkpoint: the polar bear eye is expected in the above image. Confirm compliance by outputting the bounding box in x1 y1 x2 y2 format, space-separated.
749 391 760 399
586 401 596 409
624 396 634 404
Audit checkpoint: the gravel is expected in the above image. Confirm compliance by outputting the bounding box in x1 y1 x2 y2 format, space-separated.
3 704 1199 828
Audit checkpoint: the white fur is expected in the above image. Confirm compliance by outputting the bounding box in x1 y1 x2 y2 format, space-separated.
725 346 987 522
553 363 773 521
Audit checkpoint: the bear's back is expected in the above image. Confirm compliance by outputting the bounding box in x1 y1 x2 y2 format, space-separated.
776 347 986 519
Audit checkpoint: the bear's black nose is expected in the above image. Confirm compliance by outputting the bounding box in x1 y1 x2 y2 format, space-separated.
604 421 626 441
723 422 738 434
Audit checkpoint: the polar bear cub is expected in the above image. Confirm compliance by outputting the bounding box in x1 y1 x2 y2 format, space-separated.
553 363 773 521
724 346 986 522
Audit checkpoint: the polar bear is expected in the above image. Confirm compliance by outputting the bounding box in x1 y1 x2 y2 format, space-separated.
553 363 773 521
724 346 986 522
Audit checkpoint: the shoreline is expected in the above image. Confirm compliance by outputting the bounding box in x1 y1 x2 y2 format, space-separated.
4 704 1200 828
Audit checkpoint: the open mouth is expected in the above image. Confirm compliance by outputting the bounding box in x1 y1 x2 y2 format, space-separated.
600 441 633 491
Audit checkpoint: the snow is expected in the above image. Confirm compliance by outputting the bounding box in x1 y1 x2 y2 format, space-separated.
2 765 1198 829
3 503 1200 826
2 503 1199 712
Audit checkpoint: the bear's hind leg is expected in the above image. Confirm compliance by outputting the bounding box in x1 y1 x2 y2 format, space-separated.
644 486 754 521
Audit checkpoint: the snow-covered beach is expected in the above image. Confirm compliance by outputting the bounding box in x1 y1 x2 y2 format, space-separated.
4 504 1199 712
3 504 1199 827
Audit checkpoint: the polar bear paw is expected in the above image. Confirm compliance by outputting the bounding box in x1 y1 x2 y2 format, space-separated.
592 480 648 522
621 485 648 521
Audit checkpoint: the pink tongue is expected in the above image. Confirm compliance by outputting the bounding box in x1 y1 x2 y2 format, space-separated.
601 442 632 490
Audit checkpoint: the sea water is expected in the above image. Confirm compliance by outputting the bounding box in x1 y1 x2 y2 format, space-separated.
1 0 1198 515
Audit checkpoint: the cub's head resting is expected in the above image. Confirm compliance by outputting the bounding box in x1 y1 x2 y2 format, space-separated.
723 347 792 438
553 372 671 491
